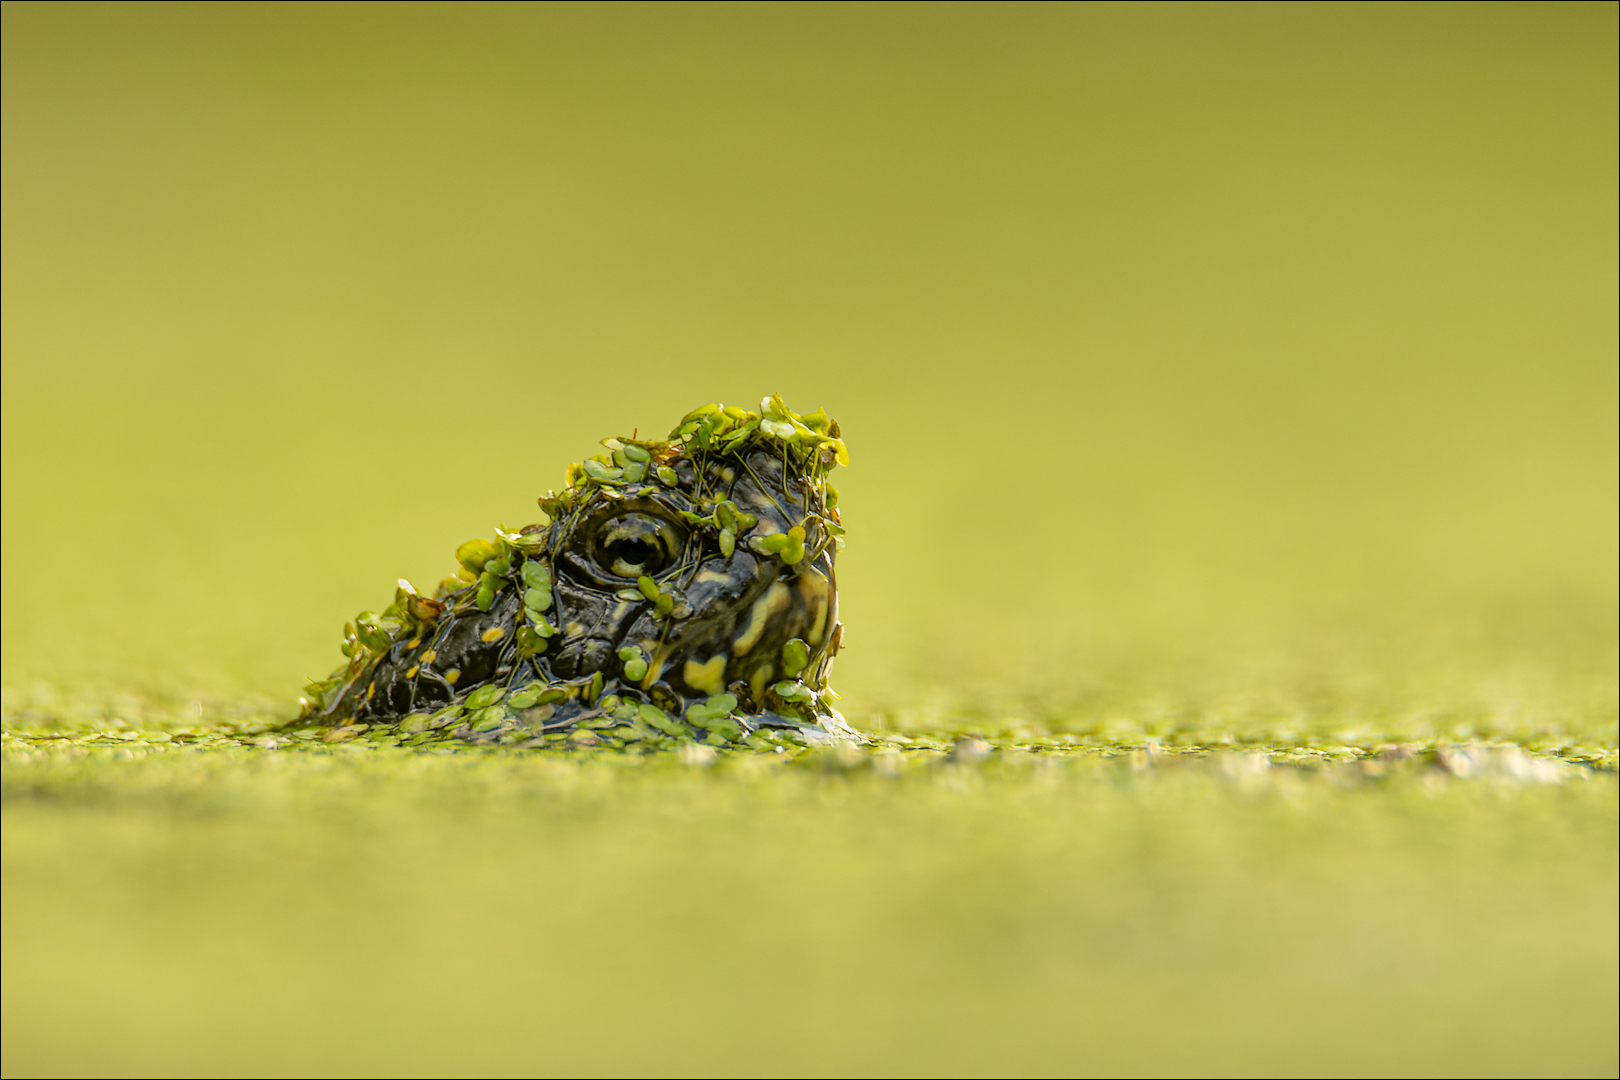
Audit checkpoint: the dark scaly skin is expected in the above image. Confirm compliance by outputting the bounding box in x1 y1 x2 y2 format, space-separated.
298 400 852 743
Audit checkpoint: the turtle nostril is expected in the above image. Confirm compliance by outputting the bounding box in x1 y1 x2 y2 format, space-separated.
579 638 611 672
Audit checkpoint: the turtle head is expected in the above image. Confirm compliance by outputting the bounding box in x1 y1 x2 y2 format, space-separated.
532 398 850 737
546 447 838 711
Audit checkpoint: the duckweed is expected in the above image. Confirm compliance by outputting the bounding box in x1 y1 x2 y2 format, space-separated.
781 639 810 679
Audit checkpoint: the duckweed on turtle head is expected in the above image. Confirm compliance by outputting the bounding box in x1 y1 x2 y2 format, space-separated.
294 396 852 750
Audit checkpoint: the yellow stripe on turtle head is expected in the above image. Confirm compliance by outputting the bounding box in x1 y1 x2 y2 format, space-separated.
683 654 728 696
732 582 792 656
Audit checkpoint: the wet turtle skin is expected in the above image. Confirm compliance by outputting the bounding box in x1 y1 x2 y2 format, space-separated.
297 397 853 744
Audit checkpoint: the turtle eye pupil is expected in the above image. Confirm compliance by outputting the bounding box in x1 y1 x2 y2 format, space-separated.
615 539 652 567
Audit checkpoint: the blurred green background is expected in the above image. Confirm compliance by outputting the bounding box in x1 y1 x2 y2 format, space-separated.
4 0 1614 712
3 3 1616 1076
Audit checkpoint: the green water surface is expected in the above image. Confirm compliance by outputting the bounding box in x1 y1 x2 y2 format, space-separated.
4 3 1615 1075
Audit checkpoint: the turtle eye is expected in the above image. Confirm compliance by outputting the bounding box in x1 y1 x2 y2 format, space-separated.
591 513 685 579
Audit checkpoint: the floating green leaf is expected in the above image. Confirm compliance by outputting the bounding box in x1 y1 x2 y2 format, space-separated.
455 539 497 575
781 638 810 679
428 704 463 728
684 692 742 739
504 531 546 555
714 500 758 537
618 643 649 682
637 703 686 736
782 525 806 565
581 459 623 481
774 681 815 704
354 613 391 653
470 707 506 732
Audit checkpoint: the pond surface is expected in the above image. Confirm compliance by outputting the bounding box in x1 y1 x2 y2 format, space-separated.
4 697 1615 1076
